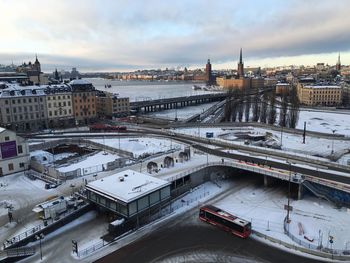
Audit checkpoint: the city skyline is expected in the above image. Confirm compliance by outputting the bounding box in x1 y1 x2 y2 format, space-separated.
0 0 349 72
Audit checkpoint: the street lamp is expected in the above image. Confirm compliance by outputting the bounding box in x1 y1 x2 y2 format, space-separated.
331 129 337 154
35 233 45 260
286 161 294 223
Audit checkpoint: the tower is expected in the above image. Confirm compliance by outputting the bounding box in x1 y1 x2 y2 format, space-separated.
237 48 244 78
34 54 41 72
205 58 212 85
336 53 341 71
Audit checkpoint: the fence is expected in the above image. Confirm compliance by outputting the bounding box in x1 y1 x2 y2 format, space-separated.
283 217 350 260
3 203 89 249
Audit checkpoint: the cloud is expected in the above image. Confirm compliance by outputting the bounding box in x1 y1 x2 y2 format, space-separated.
0 0 349 71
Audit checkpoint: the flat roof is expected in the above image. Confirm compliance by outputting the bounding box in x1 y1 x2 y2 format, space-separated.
304 85 341 89
86 169 170 203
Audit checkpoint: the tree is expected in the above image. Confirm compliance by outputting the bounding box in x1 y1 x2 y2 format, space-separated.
244 93 251 122
279 93 288 127
267 90 277 125
288 85 300 128
259 89 268 123
252 92 260 122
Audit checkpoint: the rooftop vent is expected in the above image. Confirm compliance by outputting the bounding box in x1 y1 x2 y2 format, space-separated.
124 174 128 177
119 176 124 182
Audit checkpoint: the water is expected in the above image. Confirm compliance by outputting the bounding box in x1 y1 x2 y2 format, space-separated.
88 78 210 102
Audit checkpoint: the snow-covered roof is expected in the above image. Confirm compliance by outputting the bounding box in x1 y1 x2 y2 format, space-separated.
304 85 341 89
0 127 5 133
0 84 46 97
86 169 170 203
69 79 91 85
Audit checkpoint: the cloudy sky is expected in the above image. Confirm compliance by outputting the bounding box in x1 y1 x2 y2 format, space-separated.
0 0 349 72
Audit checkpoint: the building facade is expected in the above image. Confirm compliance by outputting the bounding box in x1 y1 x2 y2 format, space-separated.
297 84 342 106
70 79 97 125
96 92 130 118
0 128 29 176
276 83 291 95
0 85 48 131
86 170 171 219
45 84 74 128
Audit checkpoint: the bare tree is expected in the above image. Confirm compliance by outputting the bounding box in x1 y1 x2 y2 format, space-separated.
268 90 277 125
279 93 288 127
259 89 268 123
252 92 260 122
288 85 300 128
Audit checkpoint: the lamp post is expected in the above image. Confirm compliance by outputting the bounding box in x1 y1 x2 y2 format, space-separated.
331 129 336 154
286 161 293 223
35 233 45 260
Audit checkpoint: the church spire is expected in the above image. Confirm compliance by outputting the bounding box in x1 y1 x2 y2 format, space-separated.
336 52 341 71
239 48 242 64
237 48 244 78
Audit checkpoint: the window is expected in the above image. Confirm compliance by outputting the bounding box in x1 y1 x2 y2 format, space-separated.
29 98 32 103
19 163 25 168
6 108 10 114
12 99 15 104
48 103 51 108
5 100 8 105
18 145 23 154
5 136 10 141
8 163 14 171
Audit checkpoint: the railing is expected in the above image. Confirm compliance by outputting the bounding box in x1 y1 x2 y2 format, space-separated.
283 217 350 259
5 246 36 258
3 203 88 249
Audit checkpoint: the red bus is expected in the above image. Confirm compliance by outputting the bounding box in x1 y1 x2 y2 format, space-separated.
199 205 251 238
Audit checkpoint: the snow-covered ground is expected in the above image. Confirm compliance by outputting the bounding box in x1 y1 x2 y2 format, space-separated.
91 137 182 158
146 101 219 120
56 151 120 173
297 109 350 136
174 126 350 160
215 184 350 251
30 150 77 165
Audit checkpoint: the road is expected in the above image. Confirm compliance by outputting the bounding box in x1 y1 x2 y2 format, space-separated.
95 208 323 263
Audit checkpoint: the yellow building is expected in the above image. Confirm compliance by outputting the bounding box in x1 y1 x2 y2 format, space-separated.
216 77 251 90
96 92 130 118
297 84 342 106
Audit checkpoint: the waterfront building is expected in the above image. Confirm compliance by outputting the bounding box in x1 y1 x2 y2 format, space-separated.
44 84 74 128
16 55 48 85
70 79 97 125
96 91 130 118
0 84 48 131
297 83 342 106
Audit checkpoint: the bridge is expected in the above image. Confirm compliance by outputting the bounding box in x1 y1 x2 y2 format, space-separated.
130 93 227 113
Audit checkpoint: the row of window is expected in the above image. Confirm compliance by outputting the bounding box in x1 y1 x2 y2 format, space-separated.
48 101 71 108
48 109 72 116
4 97 43 104
6 113 45 122
74 98 95 103
2 162 25 172
4 105 44 114
47 95 70 100
75 111 96 116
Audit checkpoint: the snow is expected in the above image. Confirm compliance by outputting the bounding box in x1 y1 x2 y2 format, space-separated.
146 101 219 120
30 150 77 165
297 109 350 136
214 184 350 251
174 126 350 160
91 137 182 158
56 151 119 173
86 169 170 203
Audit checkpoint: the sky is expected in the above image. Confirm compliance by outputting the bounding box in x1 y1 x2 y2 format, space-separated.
0 0 349 72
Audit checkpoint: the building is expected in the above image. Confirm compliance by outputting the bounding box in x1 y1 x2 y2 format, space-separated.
297 83 342 106
0 127 29 176
70 79 97 125
216 49 263 91
16 55 48 85
336 53 341 72
237 48 244 78
86 170 171 219
44 84 74 128
276 83 291 95
0 84 48 131
205 59 213 85
96 91 130 118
